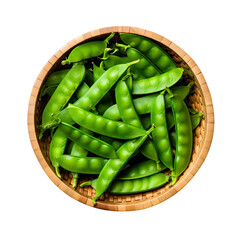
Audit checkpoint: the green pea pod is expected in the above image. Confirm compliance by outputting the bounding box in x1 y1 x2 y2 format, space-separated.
170 112 205 148
62 33 115 65
57 155 108 174
57 60 139 126
92 126 155 204
116 44 162 79
151 94 173 170
49 128 68 178
67 104 147 139
59 122 117 159
191 112 205 130
120 33 177 72
103 81 193 121
115 79 160 167
82 173 170 195
132 68 184 94
117 160 166 180
92 63 114 114
39 63 86 139
166 88 193 185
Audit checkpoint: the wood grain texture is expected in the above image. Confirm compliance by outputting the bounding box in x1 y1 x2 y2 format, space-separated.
27 26 214 211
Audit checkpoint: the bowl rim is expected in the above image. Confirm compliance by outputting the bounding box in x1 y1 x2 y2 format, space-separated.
27 26 214 211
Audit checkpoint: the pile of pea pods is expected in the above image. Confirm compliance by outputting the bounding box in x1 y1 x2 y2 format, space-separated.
38 33 204 204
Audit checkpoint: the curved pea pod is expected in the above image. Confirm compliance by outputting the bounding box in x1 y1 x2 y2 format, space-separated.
132 68 184 94
166 88 193 185
39 63 86 139
61 33 115 65
120 33 177 72
117 160 166 180
82 173 170 195
59 122 117 159
191 112 205 130
57 61 139 125
103 81 192 121
169 112 205 148
49 128 68 178
121 45 162 79
151 94 173 170
67 104 147 139
57 155 108 174
92 126 155 204
92 63 113 114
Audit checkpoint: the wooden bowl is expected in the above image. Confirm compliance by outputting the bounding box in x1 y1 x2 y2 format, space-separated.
28 26 214 211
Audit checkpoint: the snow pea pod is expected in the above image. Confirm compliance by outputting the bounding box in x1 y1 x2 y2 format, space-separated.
132 68 184 94
59 122 117 159
92 63 113 114
39 63 86 138
116 43 162 80
120 33 177 72
166 88 193 185
170 112 204 148
68 104 147 139
151 94 173 170
115 79 160 167
62 33 114 65
57 155 108 174
103 81 192 121
49 128 68 178
57 61 139 125
92 126 154 204
82 173 170 195
117 160 166 180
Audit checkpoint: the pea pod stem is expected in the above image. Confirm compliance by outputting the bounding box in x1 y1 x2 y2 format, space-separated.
115 43 130 52
104 32 115 44
72 172 79 188
55 166 61 179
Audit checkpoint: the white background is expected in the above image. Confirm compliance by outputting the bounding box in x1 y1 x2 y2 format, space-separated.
0 0 239 239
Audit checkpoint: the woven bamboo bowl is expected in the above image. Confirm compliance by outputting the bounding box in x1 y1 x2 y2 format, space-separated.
28 26 214 211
